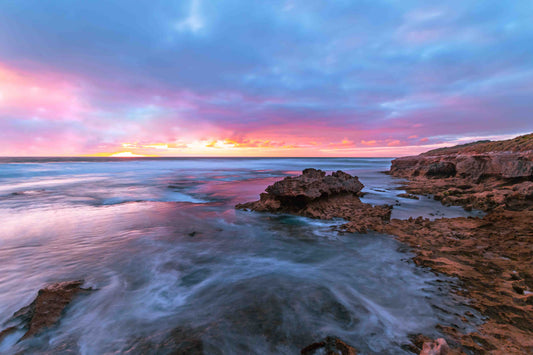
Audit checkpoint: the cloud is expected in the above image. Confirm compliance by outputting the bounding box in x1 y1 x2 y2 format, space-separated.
0 63 89 120
361 140 377 146
174 0 204 33
387 140 402 146
0 0 531 156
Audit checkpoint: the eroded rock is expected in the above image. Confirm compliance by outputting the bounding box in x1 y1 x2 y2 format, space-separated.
389 135 533 212
236 169 391 232
390 134 533 183
237 168 364 212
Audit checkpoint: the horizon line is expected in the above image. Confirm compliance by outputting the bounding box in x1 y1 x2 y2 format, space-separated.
0 155 399 159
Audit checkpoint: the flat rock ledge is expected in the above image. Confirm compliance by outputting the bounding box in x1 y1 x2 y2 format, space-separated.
0 280 91 343
236 168 392 233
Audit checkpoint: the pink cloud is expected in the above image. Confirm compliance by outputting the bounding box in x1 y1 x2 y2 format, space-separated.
361 140 377 146
1 58 523 158
0 63 89 120
387 140 402 146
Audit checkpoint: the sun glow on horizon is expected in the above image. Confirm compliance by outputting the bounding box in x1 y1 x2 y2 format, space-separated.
109 152 149 157
87 151 152 158
77 132 527 159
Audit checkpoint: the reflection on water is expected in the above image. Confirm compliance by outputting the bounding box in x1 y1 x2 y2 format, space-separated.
0 158 480 354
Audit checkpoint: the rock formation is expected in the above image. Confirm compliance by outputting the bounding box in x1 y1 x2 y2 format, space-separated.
389 134 533 212
375 210 533 353
236 168 364 212
0 280 90 343
384 133 533 353
236 168 392 232
390 133 533 182
390 151 532 182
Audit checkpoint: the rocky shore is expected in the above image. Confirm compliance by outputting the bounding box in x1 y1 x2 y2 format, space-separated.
237 134 533 354
389 134 533 212
384 134 533 354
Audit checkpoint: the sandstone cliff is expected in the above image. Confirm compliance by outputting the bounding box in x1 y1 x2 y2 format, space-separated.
389 133 533 211
390 133 533 182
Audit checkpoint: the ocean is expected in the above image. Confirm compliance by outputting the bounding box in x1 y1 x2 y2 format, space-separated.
0 158 481 354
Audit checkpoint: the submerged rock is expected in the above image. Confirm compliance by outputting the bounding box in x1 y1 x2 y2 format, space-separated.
123 326 205 354
397 193 420 200
0 280 90 342
236 169 391 232
301 336 357 355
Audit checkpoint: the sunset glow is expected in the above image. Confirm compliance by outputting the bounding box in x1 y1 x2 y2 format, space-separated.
0 1 531 157
109 152 149 158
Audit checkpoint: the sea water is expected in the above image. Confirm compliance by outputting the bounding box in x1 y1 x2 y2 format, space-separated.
0 158 481 354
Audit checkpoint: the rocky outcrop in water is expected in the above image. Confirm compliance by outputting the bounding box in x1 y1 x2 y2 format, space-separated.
236 168 391 232
0 280 90 343
236 168 364 212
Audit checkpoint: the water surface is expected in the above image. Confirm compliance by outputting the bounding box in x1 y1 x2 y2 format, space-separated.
0 158 480 354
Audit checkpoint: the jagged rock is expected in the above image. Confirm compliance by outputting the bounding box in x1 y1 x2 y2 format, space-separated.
236 169 391 232
265 169 364 200
301 336 357 355
237 169 364 212
0 280 90 342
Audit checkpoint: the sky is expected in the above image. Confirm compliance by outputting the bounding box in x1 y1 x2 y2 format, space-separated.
0 1 532 157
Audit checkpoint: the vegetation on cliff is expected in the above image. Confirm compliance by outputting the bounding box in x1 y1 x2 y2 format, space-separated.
422 133 533 156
